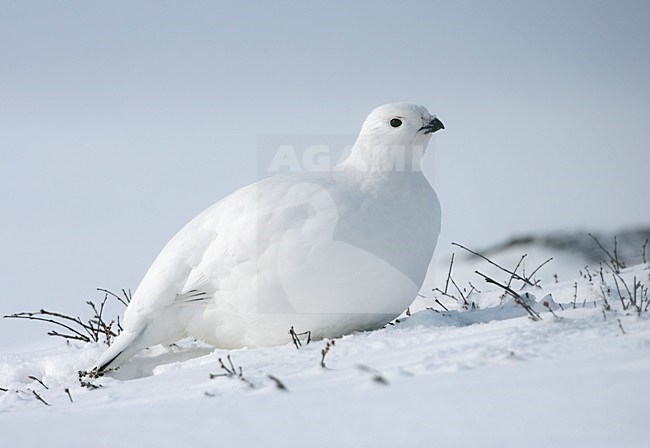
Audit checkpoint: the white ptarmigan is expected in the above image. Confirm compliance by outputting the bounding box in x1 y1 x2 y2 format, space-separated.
96 103 444 371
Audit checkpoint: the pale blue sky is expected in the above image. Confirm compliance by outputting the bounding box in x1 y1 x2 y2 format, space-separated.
1 0 649 351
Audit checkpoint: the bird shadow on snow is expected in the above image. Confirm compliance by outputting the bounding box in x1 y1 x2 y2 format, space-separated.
108 340 214 381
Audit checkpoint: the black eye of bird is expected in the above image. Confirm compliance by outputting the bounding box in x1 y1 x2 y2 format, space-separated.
390 118 402 128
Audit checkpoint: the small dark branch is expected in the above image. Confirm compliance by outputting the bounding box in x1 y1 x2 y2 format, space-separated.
64 388 73 403
434 299 449 312
289 326 300 349
617 319 626 335
4 288 128 346
214 355 236 376
618 274 633 307
588 233 624 273
602 259 618 276
97 288 130 308
507 254 527 289
553 273 559 283
613 272 635 311
86 301 102 342
453 242 535 287
357 364 389 385
599 286 611 311
47 330 90 343
614 236 623 272
632 276 638 311
444 253 455 294
542 300 561 319
98 294 108 323
449 277 469 307
0 387 8 392
227 356 238 376
79 381 102 389
612 275 627 310
31 390 50 406
87 297 117 346
526 258 554 283
4 312 92 342
267 375 288 391
103 320 115 345
123 288 133 305
405 307 411 316
211 355 254 388
468 281 482 295
78 367 111 380
642 239 648 264
572 282 578 309
28 375 48 390
433 287 458 303
288 326 311 349
475 271 542 321
320 340 335 368
239 372 255 389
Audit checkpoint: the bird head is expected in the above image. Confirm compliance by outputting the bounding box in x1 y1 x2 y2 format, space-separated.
347 103 444 172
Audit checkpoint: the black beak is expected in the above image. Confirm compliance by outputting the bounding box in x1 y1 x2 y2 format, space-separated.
419 117 445 134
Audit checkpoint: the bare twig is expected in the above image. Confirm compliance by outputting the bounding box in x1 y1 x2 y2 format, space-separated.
527 257 554 283
475 271 542 321
4 311 92 342
31 390 50 406
288 326 311 349
97 288 131 308
28 376 48 390
210 354 255 388
357 364 389 385
588 233 625 273
320 340 336 368
599 286 611 311
64 388 73 403
452 242 535 287
449 277 469 307
267 375 288 391
4 288 129 346
444 253 455 294
617 319 626 335
434 299 449 312
542 300 561 319
468 281 482 295
612 275 627 310
433 287 457 303
212 356 236 376
507 254 527 289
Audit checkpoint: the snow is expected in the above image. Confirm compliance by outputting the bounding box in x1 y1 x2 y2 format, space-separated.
1 247 649 447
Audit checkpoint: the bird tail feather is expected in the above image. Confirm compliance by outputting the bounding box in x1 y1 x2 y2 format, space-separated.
94 325 148 372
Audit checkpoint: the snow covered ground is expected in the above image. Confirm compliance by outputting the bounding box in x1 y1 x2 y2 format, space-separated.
1 234 649 447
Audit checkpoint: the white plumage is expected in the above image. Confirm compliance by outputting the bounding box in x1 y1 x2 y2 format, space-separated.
96 103 444 371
